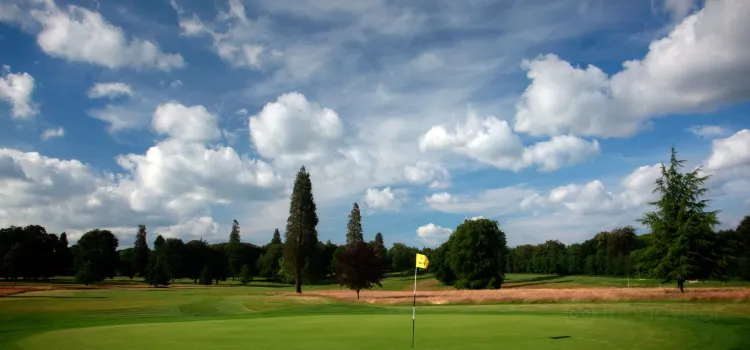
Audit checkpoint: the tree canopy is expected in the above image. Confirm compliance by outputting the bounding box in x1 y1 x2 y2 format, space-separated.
335 242 384 300
346 203 364 246
447 218 507 289
638 147 719 292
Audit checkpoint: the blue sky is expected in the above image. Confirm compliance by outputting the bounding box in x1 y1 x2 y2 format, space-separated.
1 0 749 249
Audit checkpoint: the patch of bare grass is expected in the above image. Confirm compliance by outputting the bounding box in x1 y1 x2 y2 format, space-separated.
300 287 750 305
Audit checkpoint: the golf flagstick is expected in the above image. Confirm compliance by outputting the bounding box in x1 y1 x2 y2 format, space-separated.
412 264 417 348
412 253 429 348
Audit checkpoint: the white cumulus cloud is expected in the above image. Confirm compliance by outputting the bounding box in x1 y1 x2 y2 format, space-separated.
0 65 37 119
705 129 750 172
416 223 452 245
514 0 750 138
364 187 406 212
41 127 65 140
152 102 221 142
249 92 344 166
403 161 450 189
27 0 184 70
86 82 133 99
420 111 599 171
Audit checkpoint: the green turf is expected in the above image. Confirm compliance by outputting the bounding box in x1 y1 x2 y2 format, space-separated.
2 286 750 350
15 314 749 350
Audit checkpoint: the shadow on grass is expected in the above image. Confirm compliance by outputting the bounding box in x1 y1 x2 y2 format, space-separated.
242 283 291 288
549 336 571 340
504 280 573 289
506 275 565 283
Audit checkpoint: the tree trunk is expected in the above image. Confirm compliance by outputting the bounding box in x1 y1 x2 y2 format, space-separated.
295 268 302 293
356 290 360 300
677 279 685 293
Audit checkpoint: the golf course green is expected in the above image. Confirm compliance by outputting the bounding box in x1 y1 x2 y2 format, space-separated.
15 314 746 350
2 278 750 350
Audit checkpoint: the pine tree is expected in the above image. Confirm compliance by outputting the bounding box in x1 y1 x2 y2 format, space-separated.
228 220 242 279
132 225 149 277
57 232 73 275
284 166 319 293
346 203 364 246
271 228 282 245
638 147 719 292
371 232 389 270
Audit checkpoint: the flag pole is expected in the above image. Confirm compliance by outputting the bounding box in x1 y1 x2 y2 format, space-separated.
412 264 417 348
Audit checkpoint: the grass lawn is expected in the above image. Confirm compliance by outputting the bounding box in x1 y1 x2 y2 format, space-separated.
1 275 749 349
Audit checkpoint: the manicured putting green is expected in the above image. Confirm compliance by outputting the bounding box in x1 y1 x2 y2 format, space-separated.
16 314 745 350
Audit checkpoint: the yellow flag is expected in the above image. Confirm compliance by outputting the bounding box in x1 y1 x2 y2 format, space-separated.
416 253 429 269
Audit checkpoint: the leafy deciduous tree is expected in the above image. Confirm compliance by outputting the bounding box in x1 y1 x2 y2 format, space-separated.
448 218 507 289
335 242 384 300
77 229 119 283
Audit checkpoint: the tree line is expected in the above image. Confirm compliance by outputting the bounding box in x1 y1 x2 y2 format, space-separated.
430 148 750 292
2 149 748 293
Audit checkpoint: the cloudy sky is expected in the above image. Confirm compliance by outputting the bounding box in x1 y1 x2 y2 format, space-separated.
1 0 749 248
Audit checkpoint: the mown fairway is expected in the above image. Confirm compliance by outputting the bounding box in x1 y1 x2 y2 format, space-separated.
2 275 750 350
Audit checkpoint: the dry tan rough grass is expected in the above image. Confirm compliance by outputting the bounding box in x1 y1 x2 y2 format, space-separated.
0 286 51 296
299 287 750 305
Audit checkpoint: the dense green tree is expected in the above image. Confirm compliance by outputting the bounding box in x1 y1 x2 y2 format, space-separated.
77 229 119 282
346 203 364 246
638 147 719 292
185 239 210 283
735 216 750 280
314 240 339 278
335 242 384 300
431 240 456 285
145 256 171 287
161 238 186 280
257 244 283 281
448 218 507 289
153 235 166 253
209 244 229 284
389 243 418 273
132 225 149 277
277 257 294 284
3 243 22 283
330 245 346 277
284 166 319 293
228 220 242 279
199 265 212 285
271 228 282 245
118 248 135 278
370 233 389 271
238 242 263 277
57 232 73 275
75 261 96 286
239 264 252 285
